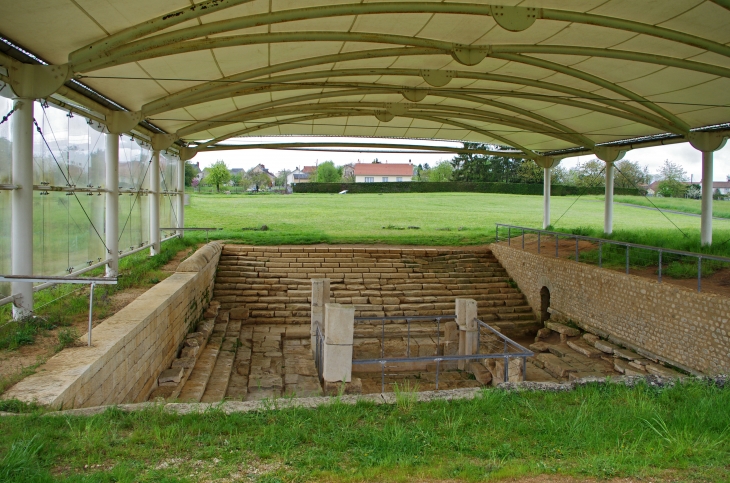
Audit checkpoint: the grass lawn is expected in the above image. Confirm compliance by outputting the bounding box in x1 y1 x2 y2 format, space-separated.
0 381 728 482
606 196 730 219
185 192 730 255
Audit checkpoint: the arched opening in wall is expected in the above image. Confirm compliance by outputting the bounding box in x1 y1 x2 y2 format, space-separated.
540 287 551 323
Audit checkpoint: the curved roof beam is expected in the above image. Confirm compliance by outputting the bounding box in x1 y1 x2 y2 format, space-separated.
177 101 588 146
175 88 594 146
148 64 679 134
151 78 669 133
195 111 534 154
74 32 730 80
492 53 691 133
712 0 730 10
198 141 526 157
69 3 730 67
140 47 439 115
67 0 256 64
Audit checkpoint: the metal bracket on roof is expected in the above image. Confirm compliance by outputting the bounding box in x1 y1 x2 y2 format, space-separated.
401 89 428 102
385 103 410 116
6 63 71 99
687 131 728 153
451 45 489 66
489 6 540 32
106 110 143 134
179 146 197 161
151 132 179 151
374 111 395 123
420 70 455 87
593 146 627 164
532 156 560 169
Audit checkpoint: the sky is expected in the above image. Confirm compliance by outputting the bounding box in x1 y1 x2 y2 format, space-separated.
194 136 730 183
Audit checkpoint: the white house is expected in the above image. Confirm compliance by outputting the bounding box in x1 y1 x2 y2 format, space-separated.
354 163 413 183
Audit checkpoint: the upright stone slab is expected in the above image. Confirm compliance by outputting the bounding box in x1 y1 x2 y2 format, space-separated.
322 303 355 383
455 298 478 370
311 278 330 356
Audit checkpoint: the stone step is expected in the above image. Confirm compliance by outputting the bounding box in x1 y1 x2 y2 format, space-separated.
200 336 238 403
177 336 223 402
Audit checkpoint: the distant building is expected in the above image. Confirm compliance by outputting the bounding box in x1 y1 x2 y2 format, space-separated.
353 163 413 183
287 167 312 185
645 179 730 197
342 163 355 179
251 164 276 186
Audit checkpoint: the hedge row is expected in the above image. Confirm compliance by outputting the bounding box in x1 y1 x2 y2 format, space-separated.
293 182 640 196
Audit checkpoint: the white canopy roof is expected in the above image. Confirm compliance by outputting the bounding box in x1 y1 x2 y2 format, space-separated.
1 0 730 158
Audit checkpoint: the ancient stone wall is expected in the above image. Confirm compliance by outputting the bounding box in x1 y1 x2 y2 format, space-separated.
3 242 222 409
490 243 730 375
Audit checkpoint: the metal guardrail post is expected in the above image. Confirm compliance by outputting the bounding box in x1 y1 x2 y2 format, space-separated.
626 246 630 274
87 282 95 347
555 235 559 258
658 251 662 283
598 242 602 268
698 257 702 292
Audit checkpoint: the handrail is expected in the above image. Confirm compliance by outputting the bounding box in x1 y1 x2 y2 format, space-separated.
495 223 730 292
495 223 730 264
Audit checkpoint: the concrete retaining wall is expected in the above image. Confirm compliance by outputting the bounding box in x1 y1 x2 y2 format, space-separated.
3 242 222 408
490 243 730 375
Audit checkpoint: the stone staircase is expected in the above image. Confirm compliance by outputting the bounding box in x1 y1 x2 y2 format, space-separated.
214 245 540 337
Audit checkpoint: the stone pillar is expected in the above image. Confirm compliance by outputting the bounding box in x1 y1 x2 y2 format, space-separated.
322 303 355 383
310 278 330 355
455 298 478 370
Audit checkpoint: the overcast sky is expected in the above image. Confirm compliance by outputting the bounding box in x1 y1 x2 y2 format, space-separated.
194 136 730 183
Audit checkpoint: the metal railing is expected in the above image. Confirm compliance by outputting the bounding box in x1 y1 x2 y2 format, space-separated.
314 325 324 382
351 315 533 392
495 223 730 293
0 275 117 346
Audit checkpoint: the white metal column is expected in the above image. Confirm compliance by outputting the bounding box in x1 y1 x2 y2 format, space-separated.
105 133 119 276
10 99 34 318
149 150 160 255
701 151 713 246
177 158 185 236
543 167 551 229
604 162 614 235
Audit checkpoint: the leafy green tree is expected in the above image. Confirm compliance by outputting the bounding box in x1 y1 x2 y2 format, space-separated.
613 159 651 189
657 179 687 197
515 161 570 184
685 184 701 200
658 159 688 182
418 161 453 182
450 143 522 182
184 161 198 187
204 160 231 192
312 161 343 182
230 172 243 187
246 170 272 191
275 170 291 187
567 159 605 188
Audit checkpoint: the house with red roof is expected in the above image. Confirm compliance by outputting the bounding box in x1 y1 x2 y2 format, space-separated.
354 163 414 183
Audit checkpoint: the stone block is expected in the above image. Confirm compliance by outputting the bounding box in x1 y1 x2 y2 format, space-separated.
536 353 576 378
536 327 552 339
443 321 459 342
158 367 184 386
455 298 478 330
229 307 250 320
529 341 551 353
488 357 524 384
181 346 199 358
171 357 196 369
324 378 362 396
583 333 600 345
323 343 353 382
594 340 619 354
614 348 639 361
545 322 580 337
569 371 606 381
324 303 355 345
614 359 645 376
469 362 492 385
285 326 310 339
567 340 602 358
548 344 572 358
645 363 682 378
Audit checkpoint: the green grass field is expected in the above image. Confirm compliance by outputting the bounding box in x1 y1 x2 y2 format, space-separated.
1 381 728 482
185 192 730 254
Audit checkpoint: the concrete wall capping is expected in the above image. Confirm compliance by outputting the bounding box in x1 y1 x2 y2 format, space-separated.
3 241 223 409
490 244 730 376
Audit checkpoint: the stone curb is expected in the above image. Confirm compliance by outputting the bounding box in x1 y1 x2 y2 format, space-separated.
1 374 724 418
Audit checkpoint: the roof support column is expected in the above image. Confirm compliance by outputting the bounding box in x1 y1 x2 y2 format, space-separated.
701 152 713 246
689 133 728 247
594 147 626 236
604 162 614 235
10 99 34 319
177 158 185 237
543 167 551 230
105 133 119 277
149 150 160 255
